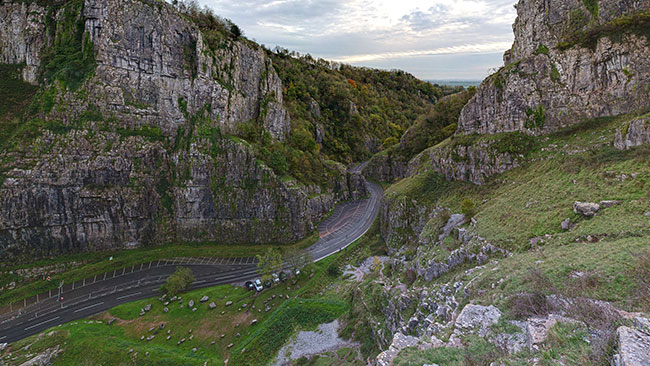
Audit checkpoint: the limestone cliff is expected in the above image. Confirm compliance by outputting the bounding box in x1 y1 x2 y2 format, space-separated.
0 0 365 260
459 0 650 135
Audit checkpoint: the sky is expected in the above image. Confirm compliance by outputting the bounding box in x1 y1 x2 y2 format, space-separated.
197 0 518 81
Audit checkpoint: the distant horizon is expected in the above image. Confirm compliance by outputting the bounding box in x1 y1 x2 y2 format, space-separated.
199 0 517 80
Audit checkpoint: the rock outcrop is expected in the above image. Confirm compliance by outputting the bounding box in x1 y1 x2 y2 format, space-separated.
0 0 366 260
411 138 522 185
615 117 650 149
459 0 650 136
0 1 45 83
613 317 650 366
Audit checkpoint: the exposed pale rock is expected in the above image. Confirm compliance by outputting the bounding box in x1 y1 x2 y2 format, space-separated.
561 218 575 231
614 326 650 366
574 202 600 217
600 200 622 208
208 302 216 310
376 332 424 366
615 118 650 150
200 296 209 303
459 1 650 137
453 304 502 338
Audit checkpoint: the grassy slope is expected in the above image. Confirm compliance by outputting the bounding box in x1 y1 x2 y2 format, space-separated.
386 113 649 308
384 115 650 365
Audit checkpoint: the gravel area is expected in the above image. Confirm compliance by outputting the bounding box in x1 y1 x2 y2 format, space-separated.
274 320 356 365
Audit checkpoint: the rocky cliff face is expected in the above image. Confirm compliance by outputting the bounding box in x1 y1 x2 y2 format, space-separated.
459 0 650 136
0 0 365 260
0 1 45 83
615 116 650 149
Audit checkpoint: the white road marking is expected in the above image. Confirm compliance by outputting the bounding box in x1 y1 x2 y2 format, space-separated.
116 292 142 300
24 316 60 331
0 336 6 340
74 302 104 313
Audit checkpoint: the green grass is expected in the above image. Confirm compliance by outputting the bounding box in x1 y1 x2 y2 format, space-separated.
0 232 318 307
230 299 348 365
384 113 650 311
5 220 383 366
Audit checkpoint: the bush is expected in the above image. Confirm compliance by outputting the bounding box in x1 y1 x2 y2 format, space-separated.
327 264 342 278
160 267 194 296
461 199 476 218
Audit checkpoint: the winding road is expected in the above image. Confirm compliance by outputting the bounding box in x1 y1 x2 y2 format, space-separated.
0 172 382 344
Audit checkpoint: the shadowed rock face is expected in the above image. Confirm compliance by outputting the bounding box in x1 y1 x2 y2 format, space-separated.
0 0 366 260
459 0 650 136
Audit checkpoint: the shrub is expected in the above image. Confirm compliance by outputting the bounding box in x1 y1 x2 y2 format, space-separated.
535 44 550 56
525 105 546 129
327 264 341 278
160 267 194 296
506 292 551 319
461 199 476 218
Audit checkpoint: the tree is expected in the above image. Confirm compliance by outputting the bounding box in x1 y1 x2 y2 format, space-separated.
230 23 242 39
284 247 313 271
161 267 194 296
257 248 282 282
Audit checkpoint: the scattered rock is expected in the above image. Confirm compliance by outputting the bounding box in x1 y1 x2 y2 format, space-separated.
163 307 169 313
225 301 233 307
148 327 155 332
526 314 581 351
192 348 197 352
0 343 7 352
645 212 650 217
146 335 155 341
227 343 234 348
200 296 209 303
209 302 217 309
529 236 544 249
166 336 171 340
574 202 600 217
192 307 197 312
144 304 152 312
107 318 116 326
188 300 195 308
561 218 575 231
251 319 258 325
600 200 622 208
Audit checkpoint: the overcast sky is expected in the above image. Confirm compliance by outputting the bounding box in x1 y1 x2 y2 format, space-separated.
198 0 518 81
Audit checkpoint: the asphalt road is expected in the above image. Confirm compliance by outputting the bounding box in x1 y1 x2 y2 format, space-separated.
0 175 382 344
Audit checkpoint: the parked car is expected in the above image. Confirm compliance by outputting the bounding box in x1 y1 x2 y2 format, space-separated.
264 279 272 288
253 279 264 292
279 271 288 282
245 281 255 291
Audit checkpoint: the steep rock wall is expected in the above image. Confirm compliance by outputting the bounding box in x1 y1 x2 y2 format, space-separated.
0 0 366 260
459 0 650 136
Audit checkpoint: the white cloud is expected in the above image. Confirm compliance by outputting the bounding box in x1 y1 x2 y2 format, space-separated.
198 0 518 80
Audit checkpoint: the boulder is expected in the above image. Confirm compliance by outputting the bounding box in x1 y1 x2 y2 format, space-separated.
561 218 575 231
209 302 217 310
200 296 209 303
225 301 233 307
188 300 195 308
614 325 650 366
453 304 502 337
144 304 152 312
574 202 600 217
600 200 622 208
0 343 6 352
163 307 169 313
